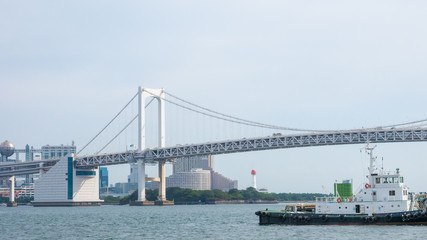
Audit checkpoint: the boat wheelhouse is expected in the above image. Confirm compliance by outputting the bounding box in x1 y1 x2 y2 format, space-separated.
255 144 427 225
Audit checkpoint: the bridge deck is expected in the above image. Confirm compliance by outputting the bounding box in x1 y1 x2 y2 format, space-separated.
1 128 427 177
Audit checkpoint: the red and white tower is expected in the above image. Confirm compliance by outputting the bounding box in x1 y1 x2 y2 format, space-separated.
251 169 257 189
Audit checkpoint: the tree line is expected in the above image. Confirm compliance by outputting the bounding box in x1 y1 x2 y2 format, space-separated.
109 187 329 205
0 196 33 204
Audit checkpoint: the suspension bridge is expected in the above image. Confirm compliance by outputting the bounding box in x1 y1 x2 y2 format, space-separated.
1 87 427 206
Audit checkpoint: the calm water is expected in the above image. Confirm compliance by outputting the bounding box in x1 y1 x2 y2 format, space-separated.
1 204 426 239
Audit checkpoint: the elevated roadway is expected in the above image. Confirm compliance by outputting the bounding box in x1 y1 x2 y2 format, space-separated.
2 127 426 177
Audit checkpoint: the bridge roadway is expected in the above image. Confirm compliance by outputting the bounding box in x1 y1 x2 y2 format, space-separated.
1 127 427 177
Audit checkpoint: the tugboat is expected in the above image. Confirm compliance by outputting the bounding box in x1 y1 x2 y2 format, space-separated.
255 144 427 225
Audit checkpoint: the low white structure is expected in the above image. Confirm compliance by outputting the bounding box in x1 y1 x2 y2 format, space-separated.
33 154 102 206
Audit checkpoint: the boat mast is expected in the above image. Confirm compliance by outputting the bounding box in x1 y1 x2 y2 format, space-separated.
365 143 377 184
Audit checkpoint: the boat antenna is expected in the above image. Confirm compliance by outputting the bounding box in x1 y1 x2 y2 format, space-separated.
365 142 377 176
381 157 384 172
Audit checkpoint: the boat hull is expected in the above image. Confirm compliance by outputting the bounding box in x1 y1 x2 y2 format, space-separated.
255 210 427 225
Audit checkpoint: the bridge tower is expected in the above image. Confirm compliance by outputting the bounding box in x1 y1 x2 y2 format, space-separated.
135 87 172 205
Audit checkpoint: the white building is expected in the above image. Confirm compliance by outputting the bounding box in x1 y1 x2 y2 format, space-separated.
167 156 238 191
173 155 214 172
166 168 211 190
33 154 102 206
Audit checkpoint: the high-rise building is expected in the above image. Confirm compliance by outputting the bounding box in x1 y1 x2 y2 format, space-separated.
41 143 76 160
173 155 214 173
99 167 108 188
211 171 238 191
166 168 211 190
128 164 138 183
4 142 76 186
127 164 158 190
167 155 238 191
126 155 237 191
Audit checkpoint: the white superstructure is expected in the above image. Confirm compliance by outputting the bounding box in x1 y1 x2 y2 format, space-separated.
315 144 414 216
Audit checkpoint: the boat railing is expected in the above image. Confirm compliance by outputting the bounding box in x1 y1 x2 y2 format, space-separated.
316 196 354 203
316 197 338 203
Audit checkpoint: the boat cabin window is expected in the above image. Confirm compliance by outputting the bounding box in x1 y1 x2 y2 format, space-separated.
382 178 388 184
389 190 395 196
403 190 408 196
285 205 295 212
393 177 399 183
400 177 404 183
376 178 380 184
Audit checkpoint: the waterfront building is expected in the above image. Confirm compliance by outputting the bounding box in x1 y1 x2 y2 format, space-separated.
41 143 76 160
99 167 108 188
166 168 211 190
147 181 159 190
167 155 238 191
126 155 237 191
114 182 137 194
211 171 238 191
14 142 76 162
173 155 214 173
127 164 160 190
1 142 75 186
0 186 32 198
127 164 138 184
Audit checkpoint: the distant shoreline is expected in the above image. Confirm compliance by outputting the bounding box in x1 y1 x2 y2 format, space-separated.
101 200 279 206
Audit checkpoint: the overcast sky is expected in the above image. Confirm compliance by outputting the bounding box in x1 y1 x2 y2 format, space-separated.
1 1 427 193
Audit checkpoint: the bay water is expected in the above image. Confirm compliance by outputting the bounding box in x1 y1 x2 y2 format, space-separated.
1 204 426 239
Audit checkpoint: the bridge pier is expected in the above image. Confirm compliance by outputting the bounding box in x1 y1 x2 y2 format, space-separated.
133 159 154 205
158 160 166 201
134 87 173 206
7 176 17 207
154 160 172 205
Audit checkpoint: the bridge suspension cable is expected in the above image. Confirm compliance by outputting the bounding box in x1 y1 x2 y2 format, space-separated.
77 92 155 155
164 91 324 132
164 91 427 133
80 88 427 156
96 114 138 154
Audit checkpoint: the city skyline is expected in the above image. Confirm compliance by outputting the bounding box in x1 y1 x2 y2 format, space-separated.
2 1 427 193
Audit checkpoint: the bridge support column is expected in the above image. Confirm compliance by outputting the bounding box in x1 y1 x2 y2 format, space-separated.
158 161 166 201
132 86 172 206
136 160 146 201
7 176 17 207
39 162 44 177
132 160 154 205
154 160 172 205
